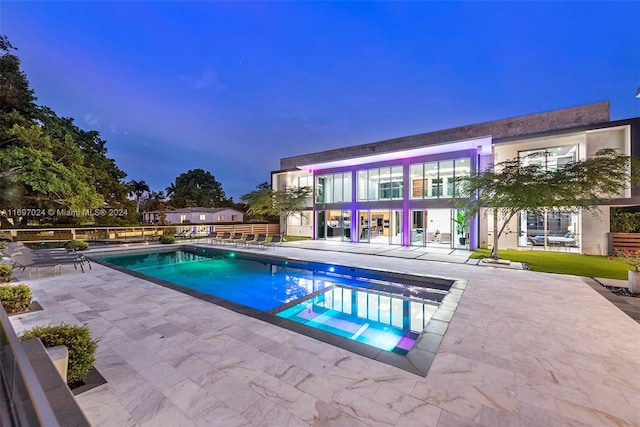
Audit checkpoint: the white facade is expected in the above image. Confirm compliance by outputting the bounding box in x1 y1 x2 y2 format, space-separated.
143 207 244 224
272 102 639 255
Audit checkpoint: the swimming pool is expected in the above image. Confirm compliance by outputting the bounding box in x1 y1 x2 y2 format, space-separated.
94 246 465 374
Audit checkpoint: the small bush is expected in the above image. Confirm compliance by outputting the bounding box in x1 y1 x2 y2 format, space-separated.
159 235 176 244
0 284 31 314
64 240 89 251
20 323 98 385
0 263 12 282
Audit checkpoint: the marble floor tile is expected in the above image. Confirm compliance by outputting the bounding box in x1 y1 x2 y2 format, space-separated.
9 243 639 426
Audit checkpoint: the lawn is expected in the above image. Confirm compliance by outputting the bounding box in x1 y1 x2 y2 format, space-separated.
471 249 631 280
281 235 311 242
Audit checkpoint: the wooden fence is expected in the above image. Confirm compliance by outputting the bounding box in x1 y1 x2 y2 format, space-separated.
0 223 280 245
609 233 640 255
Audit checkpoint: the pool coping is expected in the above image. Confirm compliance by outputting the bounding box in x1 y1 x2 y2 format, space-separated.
88 244 468 376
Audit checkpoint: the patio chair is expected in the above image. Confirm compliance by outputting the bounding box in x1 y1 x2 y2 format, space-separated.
207 231 218 244
215 232 231 244
174 229 190 240
240 234 256 246
263 235 282 249
246 234 267 248
222 232 242 245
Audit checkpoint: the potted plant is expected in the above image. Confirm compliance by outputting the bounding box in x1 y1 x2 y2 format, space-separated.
453 211 469 245
612 248 640 294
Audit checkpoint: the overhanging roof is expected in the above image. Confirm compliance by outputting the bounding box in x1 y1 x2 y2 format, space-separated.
296 136 492 171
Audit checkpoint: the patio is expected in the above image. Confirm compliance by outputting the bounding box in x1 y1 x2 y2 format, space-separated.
8 241 640 426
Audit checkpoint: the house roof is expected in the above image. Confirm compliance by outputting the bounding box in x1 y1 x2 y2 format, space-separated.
143 207 244 214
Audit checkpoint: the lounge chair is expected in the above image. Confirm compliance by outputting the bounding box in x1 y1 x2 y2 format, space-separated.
246 234 267 248
263 235 282 249
240 234 256 246
207 231 218 244
214 232 231 244
10 248 90 278
174 229 190 240
222 232 242 245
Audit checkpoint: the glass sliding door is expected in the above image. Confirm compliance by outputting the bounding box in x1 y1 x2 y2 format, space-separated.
316 211 326 239
390 210 402 245
411 210 426 246
358 211 370 242
342 210 351 242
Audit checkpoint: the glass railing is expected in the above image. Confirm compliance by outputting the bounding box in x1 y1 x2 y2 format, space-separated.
0 305 60 427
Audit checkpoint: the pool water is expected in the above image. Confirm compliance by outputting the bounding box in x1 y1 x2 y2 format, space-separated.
97 248 447 354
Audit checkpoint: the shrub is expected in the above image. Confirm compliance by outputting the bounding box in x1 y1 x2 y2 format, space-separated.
159 235 176 244
0 284 31 314
0 263 12 282
64 240 89 251
20 323 98 385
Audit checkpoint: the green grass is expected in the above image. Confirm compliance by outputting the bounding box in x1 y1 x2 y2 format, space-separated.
281 236 311 242
471 248 631 280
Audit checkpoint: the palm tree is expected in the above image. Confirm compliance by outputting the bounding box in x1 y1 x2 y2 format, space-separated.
127 180 150 213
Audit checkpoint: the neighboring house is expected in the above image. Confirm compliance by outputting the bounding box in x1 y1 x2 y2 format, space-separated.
142 207 244 224
271 101 639 255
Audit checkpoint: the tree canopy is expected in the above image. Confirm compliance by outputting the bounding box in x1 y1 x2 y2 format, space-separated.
166 168 229 208
455 148 639 259
0 35 135 227
127 180 150 213
241 183 312 236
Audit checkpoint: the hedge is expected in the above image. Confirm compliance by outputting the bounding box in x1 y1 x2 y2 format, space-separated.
0 284 31 314
20 323 98 385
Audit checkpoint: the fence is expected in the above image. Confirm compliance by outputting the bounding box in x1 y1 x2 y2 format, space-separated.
609 233 640 255
0 224 280 246
0 304 60 427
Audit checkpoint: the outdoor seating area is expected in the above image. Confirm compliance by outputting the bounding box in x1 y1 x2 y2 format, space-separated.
1 242 91 278
528 232 578 250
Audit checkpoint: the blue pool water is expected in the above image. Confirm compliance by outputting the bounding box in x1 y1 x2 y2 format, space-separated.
97 248 448 354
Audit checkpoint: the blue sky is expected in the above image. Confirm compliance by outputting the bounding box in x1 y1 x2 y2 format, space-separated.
1 2 639 200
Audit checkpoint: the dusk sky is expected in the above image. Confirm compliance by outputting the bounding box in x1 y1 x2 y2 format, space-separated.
1 2 639 200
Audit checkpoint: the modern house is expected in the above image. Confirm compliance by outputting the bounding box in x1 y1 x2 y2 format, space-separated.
142 207 244 225
271 101 639 255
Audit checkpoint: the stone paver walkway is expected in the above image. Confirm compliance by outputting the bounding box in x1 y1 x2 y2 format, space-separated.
9 241 640 426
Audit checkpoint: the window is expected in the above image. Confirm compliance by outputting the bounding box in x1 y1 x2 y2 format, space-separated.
357 171 367 201
410 158 470 199
519 145 578 171
315 172 352 203
199 214 206 221
231 215 238 221
356 166 404 201
180 214 187 223
218 215 225 221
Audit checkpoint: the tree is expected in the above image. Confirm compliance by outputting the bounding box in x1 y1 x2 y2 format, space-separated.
139 190 166 212
240 182 278 221
0 35 36 117
241 183 312 237
127 180 150 213
0 35 135 227
455 148 639 259
166 168 228 208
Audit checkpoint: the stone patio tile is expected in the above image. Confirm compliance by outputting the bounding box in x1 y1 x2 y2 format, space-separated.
74 387 137 427
9 243 640 426
248 371 304 407
138 405 193 427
